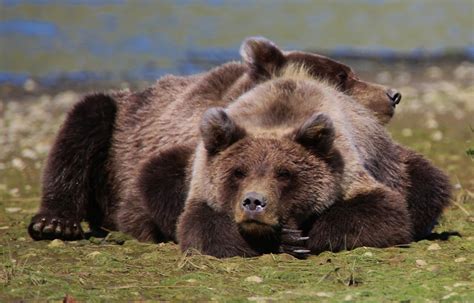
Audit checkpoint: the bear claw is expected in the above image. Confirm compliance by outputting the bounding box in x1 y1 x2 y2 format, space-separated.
28 215 84 241
280 228 311 259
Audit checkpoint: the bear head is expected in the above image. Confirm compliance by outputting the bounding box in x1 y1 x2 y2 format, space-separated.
198 107 341 238
240 36 401 124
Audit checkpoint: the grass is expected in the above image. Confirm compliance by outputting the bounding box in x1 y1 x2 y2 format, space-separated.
1 70 473 301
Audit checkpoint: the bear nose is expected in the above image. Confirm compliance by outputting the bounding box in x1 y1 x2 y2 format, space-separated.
242 192 267 212
386 88 402 106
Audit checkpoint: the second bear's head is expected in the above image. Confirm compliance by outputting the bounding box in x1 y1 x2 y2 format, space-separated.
240 37 401 124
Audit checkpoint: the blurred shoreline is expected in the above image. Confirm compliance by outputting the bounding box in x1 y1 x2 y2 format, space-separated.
1 57 472 100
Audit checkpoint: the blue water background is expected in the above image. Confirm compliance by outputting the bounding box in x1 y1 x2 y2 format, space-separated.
1 0 473 86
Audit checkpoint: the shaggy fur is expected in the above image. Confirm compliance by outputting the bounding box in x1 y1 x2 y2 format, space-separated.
29 93 117 240
28 38 449 256
178 73 416 257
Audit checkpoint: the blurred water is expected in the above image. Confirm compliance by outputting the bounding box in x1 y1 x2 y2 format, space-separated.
0 0 473 86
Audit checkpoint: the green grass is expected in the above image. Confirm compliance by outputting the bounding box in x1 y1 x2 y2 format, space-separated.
1 79 473 301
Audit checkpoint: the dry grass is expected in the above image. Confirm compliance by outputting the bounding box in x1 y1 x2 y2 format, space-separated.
1 65 473 301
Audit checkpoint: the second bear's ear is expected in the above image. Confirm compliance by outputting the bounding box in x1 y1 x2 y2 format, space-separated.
200 107 246 155
240 36 287 80
293 113 335 155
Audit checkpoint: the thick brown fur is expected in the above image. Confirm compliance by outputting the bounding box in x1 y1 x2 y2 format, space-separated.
178 74 417 257
28 38 450 255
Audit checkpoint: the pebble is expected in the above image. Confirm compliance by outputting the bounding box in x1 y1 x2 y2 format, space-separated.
344 294 354 301
427 265 440 272
454 257 466 263
453 282 470 288
316 292 334 298
247 296 270 303
427 243 441 251
415 259 427 267
86 251 102 259
442 292 458 300
23 79 37 92
245 276 263 283
48 239 65 248
363 252 373 257
430 130 443 142
5 207 22 213
401 128 413 137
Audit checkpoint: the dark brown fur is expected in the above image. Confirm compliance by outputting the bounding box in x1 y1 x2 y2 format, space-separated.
177 75 418 257
28 38 449 255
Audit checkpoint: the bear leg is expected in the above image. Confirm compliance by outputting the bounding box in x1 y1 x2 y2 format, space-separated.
28 93 117 241
306 186 413 253
135 145 194 242
401 148 452 240
177 199 259 258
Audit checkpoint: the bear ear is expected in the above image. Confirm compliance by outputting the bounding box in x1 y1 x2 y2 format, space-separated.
240 36 287 80
200 107 246 155
293 113 335 155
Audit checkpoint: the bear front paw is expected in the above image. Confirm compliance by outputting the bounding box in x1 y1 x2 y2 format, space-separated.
28 214 84 241
279 228 311 259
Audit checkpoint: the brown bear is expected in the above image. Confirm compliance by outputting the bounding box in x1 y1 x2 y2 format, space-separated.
28 38 449 254
177 65 451 257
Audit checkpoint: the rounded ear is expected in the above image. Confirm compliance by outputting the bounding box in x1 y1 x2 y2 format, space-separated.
240 36 287 80
200 107 246 155
293 113 335 155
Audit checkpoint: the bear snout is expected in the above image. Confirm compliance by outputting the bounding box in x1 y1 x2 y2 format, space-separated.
386 88 402 106
242 191 267 213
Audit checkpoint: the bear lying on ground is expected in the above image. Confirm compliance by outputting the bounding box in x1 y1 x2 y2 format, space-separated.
28 38 449 256
176 63 450 257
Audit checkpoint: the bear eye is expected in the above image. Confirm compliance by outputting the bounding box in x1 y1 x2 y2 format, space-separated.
276 168 292 181
337 71 348 83
232 168 246 179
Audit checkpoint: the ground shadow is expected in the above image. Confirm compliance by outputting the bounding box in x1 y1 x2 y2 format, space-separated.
423 231 462 241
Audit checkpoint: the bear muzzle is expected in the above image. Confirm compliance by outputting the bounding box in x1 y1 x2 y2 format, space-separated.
242 191 267 213
235 191 280 232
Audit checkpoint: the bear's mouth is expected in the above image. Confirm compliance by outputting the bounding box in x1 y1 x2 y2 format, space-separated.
238 219 281 237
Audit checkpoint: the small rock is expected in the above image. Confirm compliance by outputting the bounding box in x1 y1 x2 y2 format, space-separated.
186 279 197 283
427 265 440 272
11 158 25 170
48 239 65 248
245 276 263 283
0 226 9 230
454 257 466 263
316 292 334 298
363 252 373 257
442 292 457 300
415 259 427 267
453 282 470 288
427 243 441 251
401 128 413 137
5 207 21 213
89 237 104 245
431 130 443 141
344 294 354 301
86 251 102 259
426 66 443 79
247 296 270 303
23 79 37 92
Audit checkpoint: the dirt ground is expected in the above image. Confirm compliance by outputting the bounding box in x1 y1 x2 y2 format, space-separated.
1 63 473 301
